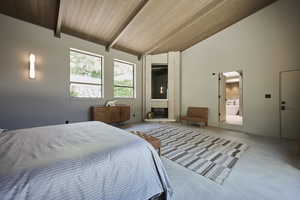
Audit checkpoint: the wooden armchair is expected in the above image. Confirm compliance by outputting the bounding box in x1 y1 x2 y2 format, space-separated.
181 107 208 127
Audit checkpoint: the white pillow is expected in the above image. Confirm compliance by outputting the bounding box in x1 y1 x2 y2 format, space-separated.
0 129 6 133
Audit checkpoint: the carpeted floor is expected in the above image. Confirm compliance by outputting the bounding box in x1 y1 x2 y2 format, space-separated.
122 122 300 200
144 125 248 184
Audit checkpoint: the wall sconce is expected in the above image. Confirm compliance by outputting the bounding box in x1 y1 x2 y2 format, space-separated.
29 53 36 79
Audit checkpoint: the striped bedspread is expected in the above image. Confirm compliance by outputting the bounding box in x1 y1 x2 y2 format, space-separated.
0 122 173 200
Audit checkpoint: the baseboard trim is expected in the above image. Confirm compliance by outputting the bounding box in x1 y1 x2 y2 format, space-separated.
144 118 177 122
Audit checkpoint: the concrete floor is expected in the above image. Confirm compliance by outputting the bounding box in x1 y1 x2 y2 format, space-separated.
226 115 243 126
122 122 300 200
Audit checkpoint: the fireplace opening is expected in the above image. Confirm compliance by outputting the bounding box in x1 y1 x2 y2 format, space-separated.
151 108 168 119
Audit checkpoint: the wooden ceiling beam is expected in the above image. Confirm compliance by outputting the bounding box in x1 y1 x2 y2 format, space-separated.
144 0 226 55
55 0 65 38
63 27 142 59
137 54 144 61
113 45 142 58
62 28 108 47
106 0 149 51
112 46 143 61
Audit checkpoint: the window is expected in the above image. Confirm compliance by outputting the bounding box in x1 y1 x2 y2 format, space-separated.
113 60 135 98
69 49 103 98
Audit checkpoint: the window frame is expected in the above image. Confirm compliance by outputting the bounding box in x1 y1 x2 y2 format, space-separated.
113 59 136 99
69 48 104 99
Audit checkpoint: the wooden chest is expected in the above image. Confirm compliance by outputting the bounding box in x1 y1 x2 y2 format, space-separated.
92 105 130 123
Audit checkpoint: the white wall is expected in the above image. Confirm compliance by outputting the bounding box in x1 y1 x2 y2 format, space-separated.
0 14 142 130
181 0 300 137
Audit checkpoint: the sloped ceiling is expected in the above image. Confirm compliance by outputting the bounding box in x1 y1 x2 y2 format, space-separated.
0 0 276 57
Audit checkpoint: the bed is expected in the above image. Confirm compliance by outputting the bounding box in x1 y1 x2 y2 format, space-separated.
0 121 173 200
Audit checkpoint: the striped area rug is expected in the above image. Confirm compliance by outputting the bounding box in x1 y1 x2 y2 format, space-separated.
145 126 249 184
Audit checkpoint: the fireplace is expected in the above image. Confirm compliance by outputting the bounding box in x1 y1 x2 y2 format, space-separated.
151 108 168 119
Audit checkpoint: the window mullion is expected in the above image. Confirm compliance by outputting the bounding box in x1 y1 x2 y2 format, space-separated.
71 81 102 86
114 85 134 88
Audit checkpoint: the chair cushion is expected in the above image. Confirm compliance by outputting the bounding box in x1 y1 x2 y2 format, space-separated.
181 116 207 122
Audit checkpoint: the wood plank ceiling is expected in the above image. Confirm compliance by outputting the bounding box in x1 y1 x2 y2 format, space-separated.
0 0 276 58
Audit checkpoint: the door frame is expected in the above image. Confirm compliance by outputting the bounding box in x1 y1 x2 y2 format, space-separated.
218 73 226 124
218 70 244 127
279 69 300 138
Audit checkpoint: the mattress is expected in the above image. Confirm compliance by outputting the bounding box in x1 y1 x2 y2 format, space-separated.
0 121 173 200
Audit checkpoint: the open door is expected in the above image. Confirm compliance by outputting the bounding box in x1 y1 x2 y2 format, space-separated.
219 71 243 125
238 71 243 117
219 73 226 122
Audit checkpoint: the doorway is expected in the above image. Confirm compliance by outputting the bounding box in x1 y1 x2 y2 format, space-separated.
151 64 168 119
151 65 168 100
219 71 243 125
280 70 300 139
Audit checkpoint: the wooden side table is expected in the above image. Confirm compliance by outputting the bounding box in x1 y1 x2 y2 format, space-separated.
130 131 161 156
92 105 130 124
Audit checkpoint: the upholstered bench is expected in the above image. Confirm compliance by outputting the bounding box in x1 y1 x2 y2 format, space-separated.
181 107 208 127
130 131 161 156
